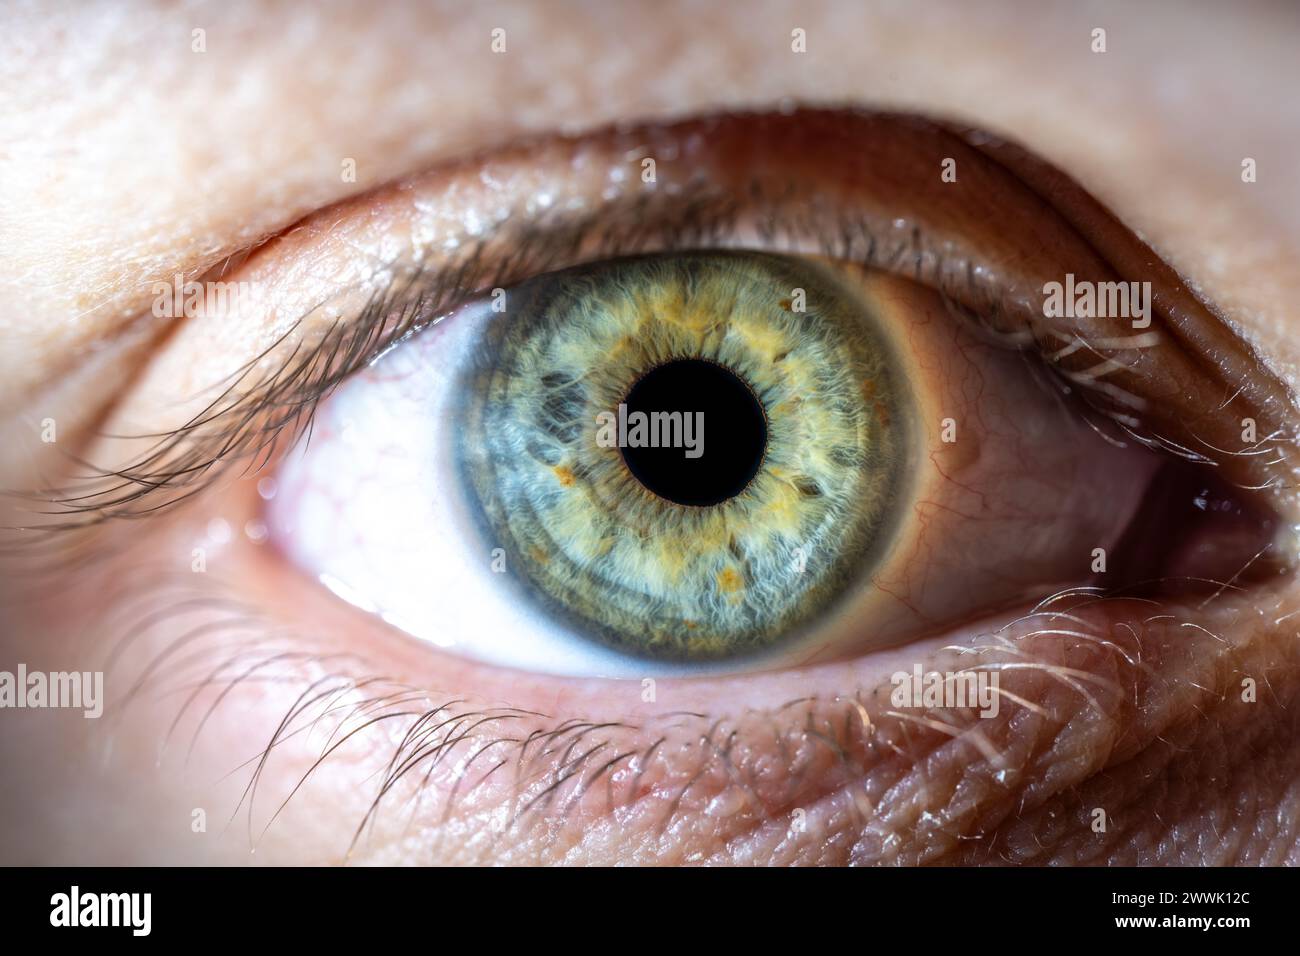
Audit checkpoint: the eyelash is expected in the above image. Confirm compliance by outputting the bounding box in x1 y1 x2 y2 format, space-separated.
106 563 1286 863
15 178 1201 538
17 190 905 528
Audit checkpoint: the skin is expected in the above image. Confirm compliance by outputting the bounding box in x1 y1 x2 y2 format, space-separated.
1 0 1299 865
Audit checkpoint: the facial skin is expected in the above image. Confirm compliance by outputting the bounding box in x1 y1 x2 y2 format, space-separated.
2 0 1299 865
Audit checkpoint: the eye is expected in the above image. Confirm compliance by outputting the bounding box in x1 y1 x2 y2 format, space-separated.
14 92 1299 869
240 113 1286 679
267 249 1144 674
456 252 909 666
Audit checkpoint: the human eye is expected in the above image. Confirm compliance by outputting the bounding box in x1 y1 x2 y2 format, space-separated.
263 238 1268 678
6 4 1299 875
80 110 1286 680
17 103 1294 868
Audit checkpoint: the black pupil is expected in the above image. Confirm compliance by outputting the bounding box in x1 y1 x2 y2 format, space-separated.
619 358 766 507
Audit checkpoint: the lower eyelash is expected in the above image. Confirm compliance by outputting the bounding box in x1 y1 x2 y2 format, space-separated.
95 552 1294 864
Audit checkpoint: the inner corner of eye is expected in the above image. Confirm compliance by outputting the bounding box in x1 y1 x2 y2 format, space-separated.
259 248 1281 678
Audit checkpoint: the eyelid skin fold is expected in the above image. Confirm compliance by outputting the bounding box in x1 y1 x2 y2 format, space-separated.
21 107 1296 552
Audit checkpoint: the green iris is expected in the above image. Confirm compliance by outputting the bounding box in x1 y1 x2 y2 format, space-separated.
456 251 912 662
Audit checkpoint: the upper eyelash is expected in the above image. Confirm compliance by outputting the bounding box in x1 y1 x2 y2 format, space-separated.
6 183 953 534
12 108 1294 544
1 201 642 536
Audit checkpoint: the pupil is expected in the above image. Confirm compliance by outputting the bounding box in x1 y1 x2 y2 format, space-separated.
619 358 766 507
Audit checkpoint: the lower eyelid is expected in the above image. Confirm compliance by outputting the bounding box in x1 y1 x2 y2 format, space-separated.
80 525 1300 865
60 420 1291 860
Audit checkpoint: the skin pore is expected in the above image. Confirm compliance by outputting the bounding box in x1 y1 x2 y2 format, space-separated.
1 0 1299 864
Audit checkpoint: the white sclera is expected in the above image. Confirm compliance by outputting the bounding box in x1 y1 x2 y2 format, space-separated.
269 301 690 677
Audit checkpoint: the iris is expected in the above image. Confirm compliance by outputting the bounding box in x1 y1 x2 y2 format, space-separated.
457 252 912 661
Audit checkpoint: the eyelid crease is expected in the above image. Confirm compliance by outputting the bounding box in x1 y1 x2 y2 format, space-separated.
12 106 1294 552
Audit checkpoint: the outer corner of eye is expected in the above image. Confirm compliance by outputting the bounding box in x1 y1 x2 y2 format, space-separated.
260 233 1280 681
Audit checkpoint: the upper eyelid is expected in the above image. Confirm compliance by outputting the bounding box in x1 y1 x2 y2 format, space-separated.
20 106 1296 535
